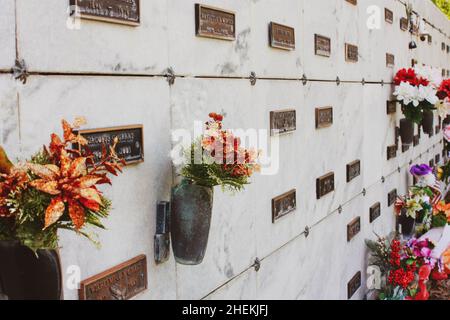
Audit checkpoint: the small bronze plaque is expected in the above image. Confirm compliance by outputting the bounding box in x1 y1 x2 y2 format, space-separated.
435 154 441 164
346 0 357 5
76 125 144 165
315 107 333 129
348 271 361 299
413 135 420 147
345 43 358 62
386 53 395 68
370 202 381 223
270 110 296 136
346 160 361 183
347 217 361 242
388 189 397 207
429 159 435 168
428 35 432 45
70 0 140 26
402 144 410 153
400 17 408 31
272 189 296 223
269 22 295 50
386 101 397 114
79 255 147 300
316 172 335 199
195 4 235 41
443 43 446 51
314 34 331 57
385 8 393 24
387 145 397 160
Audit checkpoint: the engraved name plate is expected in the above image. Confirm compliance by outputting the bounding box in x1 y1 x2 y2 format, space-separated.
79 255 147 300
388 189 397 207
346 160 361 183
315 107 333 129
387 145 397 160
386 53 395 68
345 44 358 62
270 110 296 136
316 172 335 199
269 22 295 50
195 4 235 41
70 0 140 26
347 217 361 242
402 144 410 153
348 271 361 299
435 154 441 164
400 17 408 31
76 125 144 165
314 34 331 57
370 202 381 223
429 159 435 168
385 8 394 24
272 189 297 223
346 0 357 5
386 101 397 114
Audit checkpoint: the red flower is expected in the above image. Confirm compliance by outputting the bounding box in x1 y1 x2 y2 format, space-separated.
438 79 450 99
431 269 448 281
209 112 224 122
394 68 417 86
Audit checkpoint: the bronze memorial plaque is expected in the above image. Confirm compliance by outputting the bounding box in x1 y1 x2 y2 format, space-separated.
316 172 335 199
385 8 394 24
348 271 361 299
76 125 144 165
345 43 358 62
388 189 397 207
400 17 408 31
314 34 331 57
436 154 441 165
346 0 357 5
269 22 295 50
347 217 361 242
387 145 397 160
70 0 140 26
346 160 361 183
413 135 420 147
270 110 296 136
79 255 147 300
315 107 333 129
386 101 397 114
195 4 235 41
370 202 381 223
272 189 297 223
386 53 395 68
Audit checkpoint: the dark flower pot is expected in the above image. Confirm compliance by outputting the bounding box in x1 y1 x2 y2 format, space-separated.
398 213 416 237
171 183 214 265
399 119 414 145
0 241 62 300
422 110 434 135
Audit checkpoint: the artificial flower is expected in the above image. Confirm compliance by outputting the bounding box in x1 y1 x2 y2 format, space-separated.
410 164 433 176
444 125 450 143
393 81 421 107
418 85 439 105
435 98 450 118
438 79 450 99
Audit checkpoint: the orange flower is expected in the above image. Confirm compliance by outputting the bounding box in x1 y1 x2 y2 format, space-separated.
443 248 450 274
433 201 450 222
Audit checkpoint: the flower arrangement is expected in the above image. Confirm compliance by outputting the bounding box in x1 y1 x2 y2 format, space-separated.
176 113 260 191
432 201 450 228
393 67 439 123
0 119 124 251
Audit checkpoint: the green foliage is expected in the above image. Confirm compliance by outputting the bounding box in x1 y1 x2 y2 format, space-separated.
432 213 448 228
432 0 450 19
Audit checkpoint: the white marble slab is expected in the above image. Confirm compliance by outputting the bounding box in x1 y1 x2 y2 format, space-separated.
0 0 16 70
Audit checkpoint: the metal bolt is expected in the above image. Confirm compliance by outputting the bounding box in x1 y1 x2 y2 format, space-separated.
362 188 367 196
338 205 343 214
253 258 261 272
250 72 257 86
304 226 310 238
381 176 385 183
336 76 341 86
165 67 176 86
301 74 308 86
361 78 366 85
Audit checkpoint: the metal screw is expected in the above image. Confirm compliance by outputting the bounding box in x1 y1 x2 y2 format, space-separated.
253 258 261 272
338 205 343 214
381 176 385 183
304 226 310 238
336 76 341 86
250 72 257 86
362 188 367 196
361 78 366 85
165 67 176 86
397 167 401 173
12 59 29 84
301 74 308 86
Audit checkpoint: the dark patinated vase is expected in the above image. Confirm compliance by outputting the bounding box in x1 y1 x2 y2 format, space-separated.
421 110 434 135
0 241 62 300
398 212 416 237
171 183 213 265
399 118 414 145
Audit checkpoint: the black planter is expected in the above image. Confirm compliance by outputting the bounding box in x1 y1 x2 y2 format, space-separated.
422 110 434 135
171 183 213 265
398 213 416 237
399 118 414 145
0 241 62 300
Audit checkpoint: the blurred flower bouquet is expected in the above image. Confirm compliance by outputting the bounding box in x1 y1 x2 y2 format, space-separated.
0 119 124 251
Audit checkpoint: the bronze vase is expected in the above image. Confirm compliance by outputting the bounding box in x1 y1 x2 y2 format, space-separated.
0 241 62 300
170 183 214 265
399 118 414 146
421 110 434 135
398 212 416 237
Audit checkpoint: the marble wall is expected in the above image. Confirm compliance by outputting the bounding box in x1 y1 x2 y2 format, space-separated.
0 0 449 300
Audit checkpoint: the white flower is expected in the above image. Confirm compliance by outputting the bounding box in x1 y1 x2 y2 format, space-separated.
394 82 421 106
418 85 438 105
416 173 436 188
436 98 450 118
